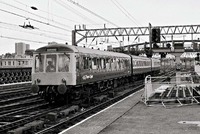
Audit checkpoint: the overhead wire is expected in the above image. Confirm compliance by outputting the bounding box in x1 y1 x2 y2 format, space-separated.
0 35 48 44
0 1 72 29
110 0 140 27
114 0 148 26
0 21 70 37
12 0 80 23
0 25 69 42
2 1 148 47
66 0 118 27
110 0 146 44
0 20 71 45
38 29 70 37
0 8 71 32
55 0 97 24
0 0 92 47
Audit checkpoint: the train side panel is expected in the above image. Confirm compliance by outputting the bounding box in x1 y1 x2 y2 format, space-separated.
151 58 161 73
76 53 132 85
30 43 161 103
131 55 152 75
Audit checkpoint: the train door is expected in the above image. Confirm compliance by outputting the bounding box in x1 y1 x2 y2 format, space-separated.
150 58 153 74
76 54 81 84
130 55 133 76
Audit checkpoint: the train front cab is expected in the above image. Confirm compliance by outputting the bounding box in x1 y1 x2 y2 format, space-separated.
31 47 77 102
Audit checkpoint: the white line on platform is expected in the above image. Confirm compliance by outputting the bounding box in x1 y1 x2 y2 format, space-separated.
59 88 143 134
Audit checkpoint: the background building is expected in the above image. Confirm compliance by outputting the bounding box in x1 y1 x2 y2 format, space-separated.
15 42 30 55
0 42 33 68
0 55 32 68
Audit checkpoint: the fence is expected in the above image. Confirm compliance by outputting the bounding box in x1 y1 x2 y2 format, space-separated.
144 74 200 107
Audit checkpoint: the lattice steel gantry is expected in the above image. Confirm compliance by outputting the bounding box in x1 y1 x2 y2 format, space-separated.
72 24 200 46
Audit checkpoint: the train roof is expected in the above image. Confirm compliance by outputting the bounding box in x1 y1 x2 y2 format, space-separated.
35 44 130 58
131 55 150 60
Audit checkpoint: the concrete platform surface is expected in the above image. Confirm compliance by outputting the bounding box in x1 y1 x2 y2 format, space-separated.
60 89 200 134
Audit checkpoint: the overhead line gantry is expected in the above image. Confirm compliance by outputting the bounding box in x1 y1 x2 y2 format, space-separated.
72 24 200 46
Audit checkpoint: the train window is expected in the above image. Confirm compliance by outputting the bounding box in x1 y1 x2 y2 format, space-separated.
111 58 115 70
92 57 97 69
132 61 135 66
117 59 121 70
89 58 92 69
97 58 101 69
141 61 144 66
97 58 103 70
113 58 117 70
93 58 97 65
121 59 124 69
35 55 44 73
105 58 111 70
58 54 70 72
111 58 114 70
109 59 112 69
124 59 129 68
83 57 89 69
101 58 106 69
46 55 56 72
121 59 125 69
134 61 137 66
76 57 80 70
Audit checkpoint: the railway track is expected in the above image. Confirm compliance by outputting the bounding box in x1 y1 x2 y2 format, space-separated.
36 83 144 134
0 98 45 113
0 82 31 100
0 70 175 133
0 105 73 133
0 82 31 91
0 94 38 105
34 72 175 134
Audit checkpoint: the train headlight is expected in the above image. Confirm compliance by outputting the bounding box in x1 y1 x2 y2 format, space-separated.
37 78 41 83
58 84 67 94
62 78 66 84
31 84 39 93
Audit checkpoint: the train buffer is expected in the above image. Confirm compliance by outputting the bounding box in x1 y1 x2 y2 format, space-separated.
143 75 200 107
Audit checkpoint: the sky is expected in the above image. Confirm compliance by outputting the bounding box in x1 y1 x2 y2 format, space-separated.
0 0 200 55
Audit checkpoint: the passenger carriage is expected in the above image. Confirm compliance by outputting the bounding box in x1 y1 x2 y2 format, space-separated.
31 43 161 103
131 55 151 75
151 58 161 74
31 44 132 102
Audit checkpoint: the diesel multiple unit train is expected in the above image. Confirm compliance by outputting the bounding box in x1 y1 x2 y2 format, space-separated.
31 44 160 103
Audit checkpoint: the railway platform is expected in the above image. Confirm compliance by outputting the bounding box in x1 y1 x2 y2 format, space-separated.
59 86 200 134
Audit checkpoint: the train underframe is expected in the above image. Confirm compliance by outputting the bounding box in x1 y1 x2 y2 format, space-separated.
37 70 160 104
37 76 130 104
